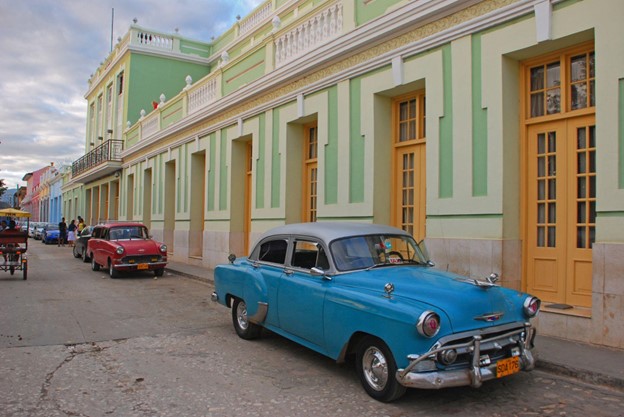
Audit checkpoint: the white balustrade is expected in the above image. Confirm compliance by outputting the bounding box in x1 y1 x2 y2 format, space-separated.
141 114 159 140
239 1 273 35
274 4 343 67
188 77 218 114
134 30 173 51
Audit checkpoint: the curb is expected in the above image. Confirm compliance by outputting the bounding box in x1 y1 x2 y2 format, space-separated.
165 267 214 285
535 359 624 390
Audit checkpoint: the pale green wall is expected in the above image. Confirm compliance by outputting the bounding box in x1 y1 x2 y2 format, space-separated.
355 0 405 26
127 54 209 126
222 47 267 96
439 44 453 199
326 86 338 205
349 77 364 203
471 33 488 197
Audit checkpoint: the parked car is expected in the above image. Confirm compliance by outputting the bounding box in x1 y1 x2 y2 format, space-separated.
212 222 540 402
32 222 45 240
87 222 167 278
41 224 60 244
72 226 93 262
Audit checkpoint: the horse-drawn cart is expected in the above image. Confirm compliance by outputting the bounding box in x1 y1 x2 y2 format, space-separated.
0 208 30 280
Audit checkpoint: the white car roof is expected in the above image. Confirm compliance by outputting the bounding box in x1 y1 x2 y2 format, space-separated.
256 222 410 245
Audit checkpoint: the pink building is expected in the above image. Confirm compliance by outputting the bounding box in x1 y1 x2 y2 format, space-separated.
21 166 52 221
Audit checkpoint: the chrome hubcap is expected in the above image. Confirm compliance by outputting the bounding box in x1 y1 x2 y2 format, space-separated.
236 302 249 330
362 346 388 391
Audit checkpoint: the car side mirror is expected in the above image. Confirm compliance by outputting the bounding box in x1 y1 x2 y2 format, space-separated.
310 267 331 281
228 253 237 264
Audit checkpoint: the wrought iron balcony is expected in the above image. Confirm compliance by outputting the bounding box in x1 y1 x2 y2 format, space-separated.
72 139 123 177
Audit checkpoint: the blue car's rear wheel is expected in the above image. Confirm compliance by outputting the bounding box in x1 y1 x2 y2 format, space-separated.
232 298 261 340
356 336 406 402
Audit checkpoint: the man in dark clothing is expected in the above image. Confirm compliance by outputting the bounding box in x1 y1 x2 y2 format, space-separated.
58 217 67 247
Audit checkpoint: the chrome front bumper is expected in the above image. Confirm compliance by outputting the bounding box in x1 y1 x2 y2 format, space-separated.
397 323 536 389
113 261 167 270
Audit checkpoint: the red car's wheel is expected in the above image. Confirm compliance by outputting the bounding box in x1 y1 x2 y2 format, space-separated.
91 255 100 271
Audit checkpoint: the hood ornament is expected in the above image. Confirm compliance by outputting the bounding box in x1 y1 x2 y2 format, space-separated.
384 282 394 298
487 273 499 285
474 312 504 322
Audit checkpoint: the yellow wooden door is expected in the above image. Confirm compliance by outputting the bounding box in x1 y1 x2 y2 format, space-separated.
392 92 426 241
303 123 318 223
525 116 594 308
394 143 426 241
565 116 595 307
244 142 252 254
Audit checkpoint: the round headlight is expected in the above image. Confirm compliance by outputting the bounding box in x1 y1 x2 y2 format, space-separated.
160 244 167 253
115 246 124 255
417 311 441 338
523 296 541 317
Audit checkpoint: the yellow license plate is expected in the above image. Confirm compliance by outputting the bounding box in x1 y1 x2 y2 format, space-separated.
137 263 149 270
496 356 520 378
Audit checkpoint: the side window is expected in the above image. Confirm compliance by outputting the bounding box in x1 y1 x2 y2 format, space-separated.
291 240 329 270
92 228 101 239
257 239 288 265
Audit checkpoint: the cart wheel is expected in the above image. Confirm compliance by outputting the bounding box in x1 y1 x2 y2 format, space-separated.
9 266 15 275
23 264 27 280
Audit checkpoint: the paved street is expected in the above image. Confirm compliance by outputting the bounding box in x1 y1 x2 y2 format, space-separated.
1 242 623 416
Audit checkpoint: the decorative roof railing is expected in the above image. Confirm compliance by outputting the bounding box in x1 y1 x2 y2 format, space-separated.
275 3 343 67
188 76 218 114
239 1 273 35
124 0 349 146
134 30 174 51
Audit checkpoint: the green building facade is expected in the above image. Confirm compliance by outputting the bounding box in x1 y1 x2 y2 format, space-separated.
65 0 624 349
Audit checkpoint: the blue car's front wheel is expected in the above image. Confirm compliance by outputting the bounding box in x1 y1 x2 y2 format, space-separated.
356 336 406 402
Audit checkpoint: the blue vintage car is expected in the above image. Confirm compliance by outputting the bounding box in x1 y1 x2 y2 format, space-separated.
212 222 540 402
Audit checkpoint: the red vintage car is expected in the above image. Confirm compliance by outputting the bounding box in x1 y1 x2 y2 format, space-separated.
87 222 167 278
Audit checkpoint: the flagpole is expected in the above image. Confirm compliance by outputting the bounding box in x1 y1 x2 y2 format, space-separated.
110 8 115 52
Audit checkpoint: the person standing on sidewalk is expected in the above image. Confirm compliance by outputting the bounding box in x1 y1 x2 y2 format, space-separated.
77 216 85 233
58 217 67 247
67 219 77 247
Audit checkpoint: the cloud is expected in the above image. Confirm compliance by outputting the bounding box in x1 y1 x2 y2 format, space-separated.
0 0 263 188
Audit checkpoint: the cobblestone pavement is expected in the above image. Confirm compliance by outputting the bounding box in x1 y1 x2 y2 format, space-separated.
2 326 623 417
1 243 623 416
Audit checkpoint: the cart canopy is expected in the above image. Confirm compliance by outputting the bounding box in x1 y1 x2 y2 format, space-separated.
0 208 31 218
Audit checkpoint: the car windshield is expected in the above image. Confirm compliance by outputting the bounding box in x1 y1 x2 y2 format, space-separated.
47 224 59 230
109 226 149 240
330 234 429 272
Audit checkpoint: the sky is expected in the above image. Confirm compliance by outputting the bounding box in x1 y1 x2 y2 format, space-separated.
0 0 263 190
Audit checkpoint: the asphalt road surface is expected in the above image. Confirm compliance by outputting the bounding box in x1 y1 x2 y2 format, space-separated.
1 242 622 416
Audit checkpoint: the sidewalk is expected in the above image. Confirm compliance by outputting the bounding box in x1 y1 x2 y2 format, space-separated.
165 260 624 390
